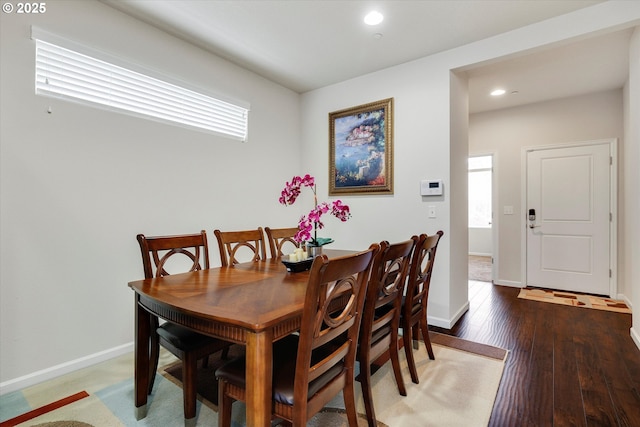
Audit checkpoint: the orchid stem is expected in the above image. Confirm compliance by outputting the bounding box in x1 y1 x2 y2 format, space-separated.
313 185 318 244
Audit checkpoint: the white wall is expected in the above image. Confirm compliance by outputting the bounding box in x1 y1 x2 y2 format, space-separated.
300 2 640 332
0 0 303 390
469 228 492 256
300 62 457 326
626 28 640 349
3 0 640 391
470 90 624 289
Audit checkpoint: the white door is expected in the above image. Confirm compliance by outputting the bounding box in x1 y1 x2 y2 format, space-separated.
526 142 612 296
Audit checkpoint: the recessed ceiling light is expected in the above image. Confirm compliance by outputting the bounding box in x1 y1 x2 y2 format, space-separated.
364 11 384 26
490 89 506 96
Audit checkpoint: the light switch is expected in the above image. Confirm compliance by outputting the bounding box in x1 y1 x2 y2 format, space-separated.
428 206 436 218
503 206 514 215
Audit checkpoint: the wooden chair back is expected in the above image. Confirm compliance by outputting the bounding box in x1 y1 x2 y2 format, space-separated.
405 231 443 319
363 239 415 346
137 231 210 278
136 230 231 420
401 230 444 384
265 226 300 258
213 227 266 266
215 244 378 427
277 244 378 424
358 238 415 424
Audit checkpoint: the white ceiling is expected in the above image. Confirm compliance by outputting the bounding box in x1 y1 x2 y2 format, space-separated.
465 28 632 113
101 0 633 113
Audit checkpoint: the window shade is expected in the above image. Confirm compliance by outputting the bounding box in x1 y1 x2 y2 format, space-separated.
34 38 249 141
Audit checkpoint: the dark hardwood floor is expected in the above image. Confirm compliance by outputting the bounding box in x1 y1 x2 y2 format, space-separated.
430 281 640 427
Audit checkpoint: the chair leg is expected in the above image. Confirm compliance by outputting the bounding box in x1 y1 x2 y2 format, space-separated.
420 316 435 360
217 380 233 427
291 397 309 426
148 317 160 394
343 377 360 427
359 360 377 427
182 353 197 420
403 324 419 384
389 333 407 396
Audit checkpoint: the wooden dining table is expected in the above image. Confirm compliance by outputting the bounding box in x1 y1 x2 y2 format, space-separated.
128 249 353 427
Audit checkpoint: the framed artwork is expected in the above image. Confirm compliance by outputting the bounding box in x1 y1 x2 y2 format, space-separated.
329 98 393 195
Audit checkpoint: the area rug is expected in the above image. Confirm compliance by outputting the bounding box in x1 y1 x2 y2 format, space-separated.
469 255 492 282
518 287 631 314
31 423 93 427
1 333 507 427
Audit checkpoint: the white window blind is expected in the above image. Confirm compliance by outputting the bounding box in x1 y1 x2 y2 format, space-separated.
34 38 249 141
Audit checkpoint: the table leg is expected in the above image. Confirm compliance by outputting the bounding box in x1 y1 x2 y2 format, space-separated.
134 296 150 419
245 329 273 427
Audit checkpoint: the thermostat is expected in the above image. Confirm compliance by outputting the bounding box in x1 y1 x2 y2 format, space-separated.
420 179 443 196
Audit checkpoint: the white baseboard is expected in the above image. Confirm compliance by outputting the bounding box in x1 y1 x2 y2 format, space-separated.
493 279 522 288
0 342 133 396
427 315 451 329
428 300 470 329
631 327 640 352
468 252 492 257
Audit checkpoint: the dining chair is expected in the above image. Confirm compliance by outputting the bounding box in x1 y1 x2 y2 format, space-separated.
213 227 267 266
400 231 444 384
136 231 232 421
265 226 300 258
357 238 415 427
215 245 379 427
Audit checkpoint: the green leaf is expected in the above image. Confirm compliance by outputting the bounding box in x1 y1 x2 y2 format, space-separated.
311 237 334 246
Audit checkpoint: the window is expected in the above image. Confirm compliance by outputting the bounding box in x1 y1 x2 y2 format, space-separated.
469 155 492 228
33 33 249 141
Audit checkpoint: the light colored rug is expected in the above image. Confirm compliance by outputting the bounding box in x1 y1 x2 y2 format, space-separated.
518 287 631 314
469 255 492 282
1 334 507 427
31 423 93 427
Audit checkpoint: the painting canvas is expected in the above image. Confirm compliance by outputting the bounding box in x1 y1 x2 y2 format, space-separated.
329 98 393 195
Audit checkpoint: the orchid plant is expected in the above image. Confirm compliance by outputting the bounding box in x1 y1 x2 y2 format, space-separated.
279 174 351 246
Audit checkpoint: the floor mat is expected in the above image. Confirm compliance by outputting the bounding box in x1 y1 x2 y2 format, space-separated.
518 287 631 314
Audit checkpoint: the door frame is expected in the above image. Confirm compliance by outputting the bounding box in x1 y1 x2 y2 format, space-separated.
520 138 618 297
468 152 498 283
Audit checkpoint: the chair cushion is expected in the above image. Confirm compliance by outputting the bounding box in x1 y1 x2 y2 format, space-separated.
215 335 345 406
157 322 215 352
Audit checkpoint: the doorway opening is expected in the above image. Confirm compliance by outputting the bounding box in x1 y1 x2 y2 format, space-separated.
469 155 493 283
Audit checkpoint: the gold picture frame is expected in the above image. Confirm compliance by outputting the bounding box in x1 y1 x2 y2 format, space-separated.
329 98 393 195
